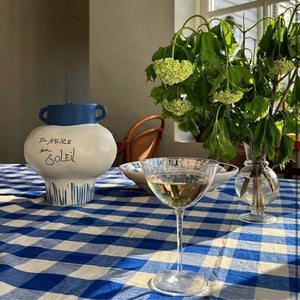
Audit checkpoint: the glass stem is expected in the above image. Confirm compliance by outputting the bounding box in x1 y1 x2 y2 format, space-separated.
175 208 184 274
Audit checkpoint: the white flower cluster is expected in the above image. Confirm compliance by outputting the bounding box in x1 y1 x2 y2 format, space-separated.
213 90 243 104
153 58 194 85
162 98 193 116
270 58 294 75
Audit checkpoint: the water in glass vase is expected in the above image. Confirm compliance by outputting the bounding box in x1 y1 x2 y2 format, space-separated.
146 173 209 209
234 159 279 224
235 177 278 206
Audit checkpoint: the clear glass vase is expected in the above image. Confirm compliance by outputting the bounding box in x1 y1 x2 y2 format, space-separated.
235 157 279 224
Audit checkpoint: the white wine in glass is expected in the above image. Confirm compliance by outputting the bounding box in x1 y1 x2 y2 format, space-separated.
140 157 218 296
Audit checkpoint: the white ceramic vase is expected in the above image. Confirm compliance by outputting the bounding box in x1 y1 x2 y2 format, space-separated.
24 103 117 206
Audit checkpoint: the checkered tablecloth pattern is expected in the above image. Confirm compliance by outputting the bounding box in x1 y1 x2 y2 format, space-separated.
0 164 298 300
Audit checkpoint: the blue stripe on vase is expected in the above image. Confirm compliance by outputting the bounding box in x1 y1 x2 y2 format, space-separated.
46 182 95 205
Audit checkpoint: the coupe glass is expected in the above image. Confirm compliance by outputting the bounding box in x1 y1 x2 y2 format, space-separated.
140 157 218 296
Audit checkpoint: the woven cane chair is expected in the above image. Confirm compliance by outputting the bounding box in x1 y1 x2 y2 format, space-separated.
117 115 165 163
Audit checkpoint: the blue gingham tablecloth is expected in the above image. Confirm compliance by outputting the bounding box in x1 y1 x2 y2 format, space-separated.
0 164 298 300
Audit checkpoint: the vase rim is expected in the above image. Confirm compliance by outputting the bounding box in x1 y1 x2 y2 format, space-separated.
39 103 107 126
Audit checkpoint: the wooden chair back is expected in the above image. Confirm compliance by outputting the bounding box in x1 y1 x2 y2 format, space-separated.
117 115 165 163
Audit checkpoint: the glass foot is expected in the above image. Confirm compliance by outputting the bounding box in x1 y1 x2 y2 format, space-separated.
238 212 277 224
150 270 207 296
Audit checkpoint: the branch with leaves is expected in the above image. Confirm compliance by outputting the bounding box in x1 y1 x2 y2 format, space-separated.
146 5 299 170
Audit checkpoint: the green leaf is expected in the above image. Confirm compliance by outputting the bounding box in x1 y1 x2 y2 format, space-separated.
203 118 236 161
253 117 280 159
265 118 281 159
220 20 238 55
253 118 266 156
208 68 226 95
190 79 213 105
161 110 172 119
290 22 300 36
229 115 251 138
161 85 178 100
289 75 300 107
152 47 167 61
275 134 294 168
284 110 299 134
268 15 289 58
210 24 222 40
178 119 200 137
288 23 300 57
145 64 156 82
258 16 289 60
196 32 225 66
150 86 163 103
184 86 200 107
245 96 269 121
228 65 253 88
258 20 276 55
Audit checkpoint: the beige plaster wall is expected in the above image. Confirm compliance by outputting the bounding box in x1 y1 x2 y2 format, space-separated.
89 0 209 166
66 0 89 103
0 0 208 164
0 0 89 163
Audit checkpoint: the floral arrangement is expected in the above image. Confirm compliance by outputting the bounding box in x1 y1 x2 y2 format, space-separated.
146 5 299 169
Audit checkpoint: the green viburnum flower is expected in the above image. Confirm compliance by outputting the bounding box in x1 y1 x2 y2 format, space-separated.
269 58 294 75
153 58 194 85
162 98 193 116
213 90 243 104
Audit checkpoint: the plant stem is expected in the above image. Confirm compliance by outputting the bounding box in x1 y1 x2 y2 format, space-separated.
244 17 273 34
175 208 184 274
171 26 196 59
253 156 264 214
181 14 210 31
287 4 300 31
274 68 298 114
242 21 246 60
269 74 279 115
261 163 275 193
239 136 254 198
239 135 267 215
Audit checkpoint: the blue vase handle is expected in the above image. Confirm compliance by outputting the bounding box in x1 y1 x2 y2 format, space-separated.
96 104 107 121
39 107 48 123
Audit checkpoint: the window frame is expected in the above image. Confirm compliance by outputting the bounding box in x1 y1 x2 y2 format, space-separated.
195 0 293 18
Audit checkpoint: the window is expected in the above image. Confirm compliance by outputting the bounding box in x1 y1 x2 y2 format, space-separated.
196 0 298 18
198 0 298 56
